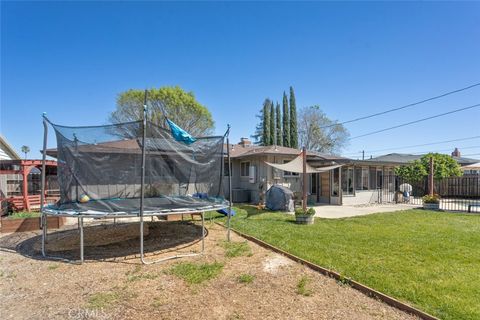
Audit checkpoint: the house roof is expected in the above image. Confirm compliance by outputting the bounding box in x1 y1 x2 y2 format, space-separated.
355 153 479 166
365 153 422 164
0 135 21 160
225 144 347 162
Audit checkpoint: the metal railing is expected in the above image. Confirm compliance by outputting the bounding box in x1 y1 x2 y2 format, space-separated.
375 175 480 213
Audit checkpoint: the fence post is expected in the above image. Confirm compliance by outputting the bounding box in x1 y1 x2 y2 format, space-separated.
429 157 434 196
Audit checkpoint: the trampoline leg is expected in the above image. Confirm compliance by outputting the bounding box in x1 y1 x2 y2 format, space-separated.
140 215 145 264
41 213 47 257
201 211 205 253
79 217 84 263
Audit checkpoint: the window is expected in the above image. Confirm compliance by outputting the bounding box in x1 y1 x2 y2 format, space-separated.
376 168 383 189
354 167 369 190
342 167 354 195
283 160 299 177
240 161 250 177
331 168 340 196
369 167 376 190
362 167 369 190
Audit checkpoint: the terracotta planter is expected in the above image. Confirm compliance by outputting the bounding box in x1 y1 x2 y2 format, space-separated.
0 216 65 233
295 215 314 225
423 203 440 210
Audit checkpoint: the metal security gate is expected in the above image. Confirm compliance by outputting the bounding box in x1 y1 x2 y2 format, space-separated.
376 175 480 213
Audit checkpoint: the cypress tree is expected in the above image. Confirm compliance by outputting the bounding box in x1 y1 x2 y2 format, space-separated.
282 91 290 147
269 101 275 145
262 99 271 146
289 86 298 148
275 102 282 146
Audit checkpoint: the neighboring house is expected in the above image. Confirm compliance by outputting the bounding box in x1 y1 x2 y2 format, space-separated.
0 135 58 212
223 138 347 205
0 135 21 201
0 135 21 161
461 162 480 175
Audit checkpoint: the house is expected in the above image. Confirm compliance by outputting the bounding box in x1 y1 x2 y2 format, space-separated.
225 140 480 206
223 138 347 205
0 135 58 212
461 162 480 175
0 135 20 161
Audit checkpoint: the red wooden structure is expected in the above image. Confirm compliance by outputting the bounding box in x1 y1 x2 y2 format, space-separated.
0 159 58 212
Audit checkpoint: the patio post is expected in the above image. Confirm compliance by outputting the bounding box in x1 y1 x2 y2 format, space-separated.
302 146 307 211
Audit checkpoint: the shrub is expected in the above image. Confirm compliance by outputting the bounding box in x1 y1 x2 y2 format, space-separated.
295 207 316 216
422 194 440 204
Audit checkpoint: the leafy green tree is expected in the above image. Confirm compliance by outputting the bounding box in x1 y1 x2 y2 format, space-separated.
275 102 282 146
298 106 349 154
282 91 290 147
269 101 275 145
251 109 265 145
394 161 428 182
21 145 30 159
110 86 214 136
289 86 298 148
395 153 463 181
262 99 271 146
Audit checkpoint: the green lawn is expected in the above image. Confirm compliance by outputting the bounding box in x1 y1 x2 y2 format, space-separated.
212 206 480 320
4 211 40 219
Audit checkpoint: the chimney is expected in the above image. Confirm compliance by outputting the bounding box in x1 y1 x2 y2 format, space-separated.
239 137 251 147
451 148 461 157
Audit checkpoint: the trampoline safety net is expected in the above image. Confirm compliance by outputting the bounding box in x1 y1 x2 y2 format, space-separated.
46 120 228 215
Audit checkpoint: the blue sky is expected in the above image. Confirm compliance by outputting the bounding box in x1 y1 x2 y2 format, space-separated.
1 1 479 159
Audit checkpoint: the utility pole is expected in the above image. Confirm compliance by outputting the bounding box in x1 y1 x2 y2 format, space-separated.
362 150 365 160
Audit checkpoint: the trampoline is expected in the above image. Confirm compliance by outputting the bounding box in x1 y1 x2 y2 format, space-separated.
39 98 233 264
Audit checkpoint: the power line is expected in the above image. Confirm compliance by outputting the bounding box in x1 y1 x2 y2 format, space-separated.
321 82 480 129
348 103 480 140
341 136 480 156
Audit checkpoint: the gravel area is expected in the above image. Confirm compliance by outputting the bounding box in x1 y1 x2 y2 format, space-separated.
0 220 417 320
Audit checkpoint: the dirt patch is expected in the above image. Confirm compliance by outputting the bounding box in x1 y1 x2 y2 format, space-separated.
0 219 417 320
263 253 293 274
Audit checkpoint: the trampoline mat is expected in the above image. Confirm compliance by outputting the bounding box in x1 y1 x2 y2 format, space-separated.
44 196 228 216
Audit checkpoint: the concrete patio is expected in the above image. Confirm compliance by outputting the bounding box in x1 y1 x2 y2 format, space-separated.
311 204 420 219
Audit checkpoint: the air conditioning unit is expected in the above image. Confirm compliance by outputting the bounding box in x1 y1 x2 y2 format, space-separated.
232 189 249 202
249 165 256 184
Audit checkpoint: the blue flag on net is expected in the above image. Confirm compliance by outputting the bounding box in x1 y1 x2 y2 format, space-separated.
166 118 197 145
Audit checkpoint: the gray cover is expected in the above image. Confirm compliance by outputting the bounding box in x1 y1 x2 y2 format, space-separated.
266 185 294 211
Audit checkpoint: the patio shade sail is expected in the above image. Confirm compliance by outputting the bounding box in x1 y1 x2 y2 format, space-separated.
265 154 342 174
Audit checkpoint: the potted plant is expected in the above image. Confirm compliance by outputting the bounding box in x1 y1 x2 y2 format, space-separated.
422 194 440 210
295 207 316 225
